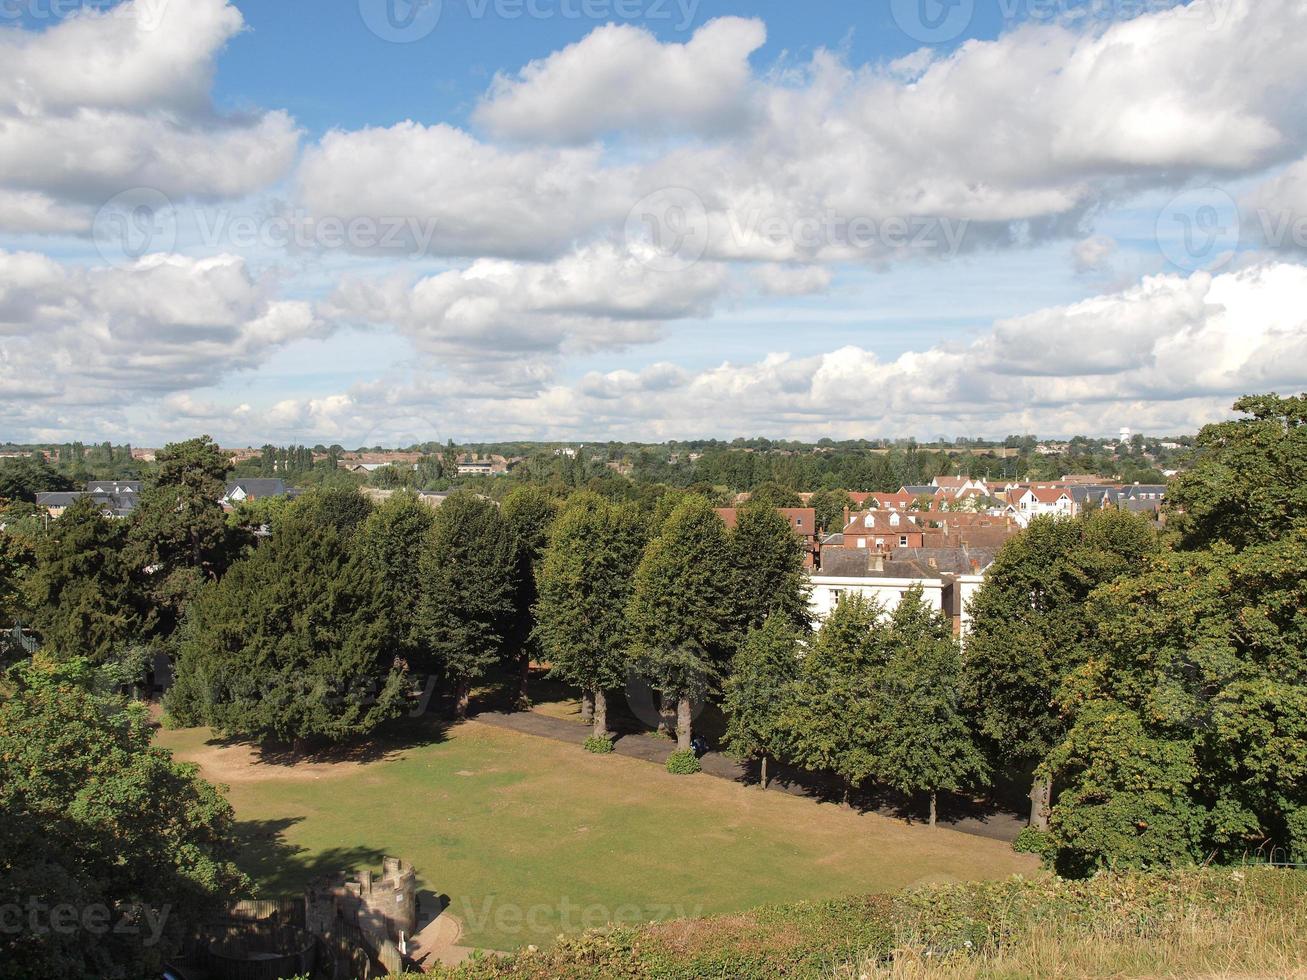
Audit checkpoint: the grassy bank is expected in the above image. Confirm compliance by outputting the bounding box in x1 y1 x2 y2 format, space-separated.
429 867 1307 979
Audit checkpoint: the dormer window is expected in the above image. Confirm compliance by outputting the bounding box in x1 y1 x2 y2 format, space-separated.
890 513 900 527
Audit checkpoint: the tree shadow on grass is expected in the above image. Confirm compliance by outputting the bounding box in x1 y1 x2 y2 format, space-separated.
232 816 386 896
205 712 451 767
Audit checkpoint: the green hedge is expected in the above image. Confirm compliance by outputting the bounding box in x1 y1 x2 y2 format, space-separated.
583 735 614 754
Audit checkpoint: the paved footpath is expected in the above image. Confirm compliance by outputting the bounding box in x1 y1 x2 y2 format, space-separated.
472 709 1025 843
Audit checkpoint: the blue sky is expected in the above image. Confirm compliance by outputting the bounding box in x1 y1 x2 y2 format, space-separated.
1 0 1305 445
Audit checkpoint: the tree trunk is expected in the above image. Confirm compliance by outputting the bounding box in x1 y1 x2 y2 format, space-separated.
843 780 851 806
929 791 938 827
760 754 769 790
516 653 531 709
677 697 692 752
658 694 676 736
453 680 470 719
580 690 594 724
592 689 609 739
1029 774 1052 830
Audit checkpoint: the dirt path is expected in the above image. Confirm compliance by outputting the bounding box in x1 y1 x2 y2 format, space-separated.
472 709 1027 843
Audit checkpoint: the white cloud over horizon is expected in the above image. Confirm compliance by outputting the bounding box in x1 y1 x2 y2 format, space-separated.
90 262 1307 447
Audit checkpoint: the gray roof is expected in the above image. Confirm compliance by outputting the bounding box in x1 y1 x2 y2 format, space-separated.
37 490 136 517
225 479 289 498
86 480 142 494
901 485 936 496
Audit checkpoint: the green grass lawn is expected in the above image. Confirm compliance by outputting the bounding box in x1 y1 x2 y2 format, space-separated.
157 719 1037 951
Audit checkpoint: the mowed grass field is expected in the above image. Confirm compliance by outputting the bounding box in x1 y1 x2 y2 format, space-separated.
157 720 1037 951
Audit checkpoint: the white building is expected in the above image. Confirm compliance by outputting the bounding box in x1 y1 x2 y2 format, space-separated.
808 574 945 621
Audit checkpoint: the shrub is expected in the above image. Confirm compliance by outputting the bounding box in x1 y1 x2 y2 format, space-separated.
666 749 701 775
583 735 614 754
1013 827 1055 861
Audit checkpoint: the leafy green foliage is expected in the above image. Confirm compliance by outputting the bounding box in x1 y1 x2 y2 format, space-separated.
665 749 701 775
291 484 374 538
808 489 853 534
127 435 235 640
728 502 811 635
167 505 406 743
0 454 74 502
501 485 559 698
1012 827 1054 860
360 491 436 668
962 509 1159 768
875 591 987 822
722 614 799 769
747 481 803 508
1048 535 1307 873
779 594 886 792
627 498 735 719
1167 392 1307 550
583 735 615 754
0 657 247 978
420 492 518 711
24 496 142 668
536 494 646 713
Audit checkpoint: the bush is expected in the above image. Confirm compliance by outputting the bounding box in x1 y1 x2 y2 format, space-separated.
583 735 614 754
1013 827 1055 861
666 749 701 775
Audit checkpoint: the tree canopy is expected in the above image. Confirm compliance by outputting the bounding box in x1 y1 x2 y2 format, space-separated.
1 657 247 977
419 492 518 716
167 503 406 743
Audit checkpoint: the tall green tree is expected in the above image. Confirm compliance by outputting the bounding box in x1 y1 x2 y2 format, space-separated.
293 484 374 537
722 613 800 789
1166 392 1307 550
419 492 518 717
627 497 735 750
779 594 887 801
1 657 247 978
167 506 406 744
128 435 233 640
360 491 436 669
748 481 803 507
962 509 1158 827
0 455 74 502
728 502 811 635
876 589 987 825
809 489 853 534
535 493 646 737
502 485 558 707
1046 533 1307 874
25 497 143 670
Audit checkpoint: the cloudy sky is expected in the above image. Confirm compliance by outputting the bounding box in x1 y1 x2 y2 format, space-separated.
2 0 1305 446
